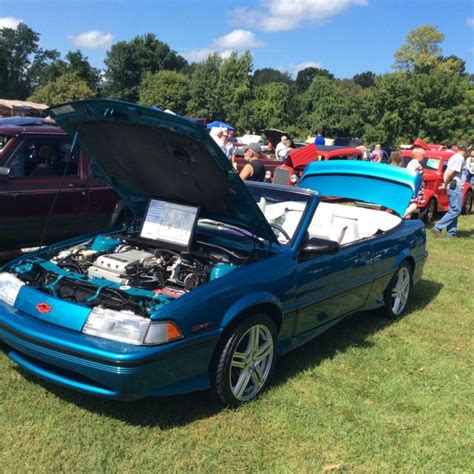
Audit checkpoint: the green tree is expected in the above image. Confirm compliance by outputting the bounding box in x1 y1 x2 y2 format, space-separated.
28 72 95 105
363 72 417 145
104 33 187 102
253 68 292 86
0 23 60 99
218 51 253 125
393 25 444 72
237 82 293 131
138 70 191 115
296 67 335 92
36 50 101 92
299 76 350 137
352 71 376 88
187 53 223 119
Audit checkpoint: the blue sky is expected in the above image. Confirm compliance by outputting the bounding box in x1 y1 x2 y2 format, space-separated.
1 0 473 78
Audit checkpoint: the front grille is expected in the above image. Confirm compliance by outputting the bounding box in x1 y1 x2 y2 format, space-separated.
273 168 290 185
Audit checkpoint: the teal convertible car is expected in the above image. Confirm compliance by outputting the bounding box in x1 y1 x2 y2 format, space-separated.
0 100 426 405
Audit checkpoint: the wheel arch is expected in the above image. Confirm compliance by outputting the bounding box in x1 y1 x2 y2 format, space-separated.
220 293 283 334
209 295 283 392
395 251 415 277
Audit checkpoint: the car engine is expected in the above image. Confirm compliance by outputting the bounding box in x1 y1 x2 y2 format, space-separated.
10 234 247 316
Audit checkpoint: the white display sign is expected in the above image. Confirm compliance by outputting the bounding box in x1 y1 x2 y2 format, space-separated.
140 199 198 248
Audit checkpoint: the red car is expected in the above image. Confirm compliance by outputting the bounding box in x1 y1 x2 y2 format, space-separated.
272 144 364 186
401 149 473 222
0 118 119 251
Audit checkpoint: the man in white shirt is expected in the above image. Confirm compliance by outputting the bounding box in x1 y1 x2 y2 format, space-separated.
275 136 292 161
431 141 467 238
210 128 227 155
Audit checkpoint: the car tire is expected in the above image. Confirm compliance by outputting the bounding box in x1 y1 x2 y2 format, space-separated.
383 262 412 319
461 190 472 215
419 198 436 223
212 314 277 406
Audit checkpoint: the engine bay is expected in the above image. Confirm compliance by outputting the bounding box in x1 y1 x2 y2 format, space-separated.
8 231 256 316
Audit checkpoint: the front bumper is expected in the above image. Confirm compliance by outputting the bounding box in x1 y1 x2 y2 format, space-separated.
0 301 221 400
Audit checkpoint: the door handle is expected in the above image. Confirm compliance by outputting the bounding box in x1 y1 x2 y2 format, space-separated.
355 251 371 263
8 192 20 198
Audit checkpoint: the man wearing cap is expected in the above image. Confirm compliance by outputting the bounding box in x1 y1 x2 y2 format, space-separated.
275 136 292 161
431 141 468 238
239 143 266 182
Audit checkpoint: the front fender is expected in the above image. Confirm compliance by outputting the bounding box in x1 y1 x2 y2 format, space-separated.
220 292 282 328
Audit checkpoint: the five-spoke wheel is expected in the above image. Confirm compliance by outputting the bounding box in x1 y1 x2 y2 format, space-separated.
212 314 277 405
384 262 412 318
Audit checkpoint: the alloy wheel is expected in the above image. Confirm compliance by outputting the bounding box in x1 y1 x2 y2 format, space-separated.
390 266 411 316
229 324 274 401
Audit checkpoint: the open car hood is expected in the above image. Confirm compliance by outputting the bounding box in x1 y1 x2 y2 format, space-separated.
299 161 422 217
288 144 363 169
262 129 291 148
47 99 278 244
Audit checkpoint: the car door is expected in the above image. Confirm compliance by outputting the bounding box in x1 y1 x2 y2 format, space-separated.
0 135 88 249
294 237 374 337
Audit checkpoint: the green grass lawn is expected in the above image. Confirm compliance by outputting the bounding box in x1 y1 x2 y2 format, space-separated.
1 216 473 473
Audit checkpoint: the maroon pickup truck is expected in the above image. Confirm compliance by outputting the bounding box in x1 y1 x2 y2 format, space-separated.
0 118 119 251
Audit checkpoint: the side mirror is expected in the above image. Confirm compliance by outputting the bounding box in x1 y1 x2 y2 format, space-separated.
299 237 340 260
0 166 11 181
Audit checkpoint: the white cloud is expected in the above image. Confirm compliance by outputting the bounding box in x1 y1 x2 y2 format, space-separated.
212 30 264 50
68 30 113 49
0 17 22 29
231 0 368 32
181 48 215 62
289 61 323 76
181 29 264 62
467 17 474 29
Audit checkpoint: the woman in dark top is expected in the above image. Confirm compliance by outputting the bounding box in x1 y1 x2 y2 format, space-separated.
239 144 266 182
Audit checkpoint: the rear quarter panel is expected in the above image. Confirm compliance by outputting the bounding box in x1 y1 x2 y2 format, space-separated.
365 219 427 308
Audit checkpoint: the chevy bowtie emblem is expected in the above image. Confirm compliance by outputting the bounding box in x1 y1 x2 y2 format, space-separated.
36 302 52 314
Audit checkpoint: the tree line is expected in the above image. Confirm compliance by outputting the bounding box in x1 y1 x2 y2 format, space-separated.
1 23 472 146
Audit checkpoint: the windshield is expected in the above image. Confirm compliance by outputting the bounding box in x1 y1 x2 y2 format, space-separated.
246 183 311 244
198 184 311 245
402 156 440 170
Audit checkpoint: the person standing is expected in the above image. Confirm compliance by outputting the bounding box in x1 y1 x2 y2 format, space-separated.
240 144 266 181
370 144 384 163
431 141 468 238
403 148 425 219
210 128 227 155
389 150 403 167
275 136 292 161
314 130 325 146
222 131 235 162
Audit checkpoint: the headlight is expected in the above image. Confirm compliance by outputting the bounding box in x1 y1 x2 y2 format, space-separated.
290 174 298 183
82 307 183 346
0 272 25 306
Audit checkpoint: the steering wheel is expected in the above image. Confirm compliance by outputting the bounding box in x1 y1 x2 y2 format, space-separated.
269 223 291 241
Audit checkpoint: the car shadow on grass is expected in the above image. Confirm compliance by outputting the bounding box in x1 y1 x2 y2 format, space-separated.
18 278 442 429
272 278 443 389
